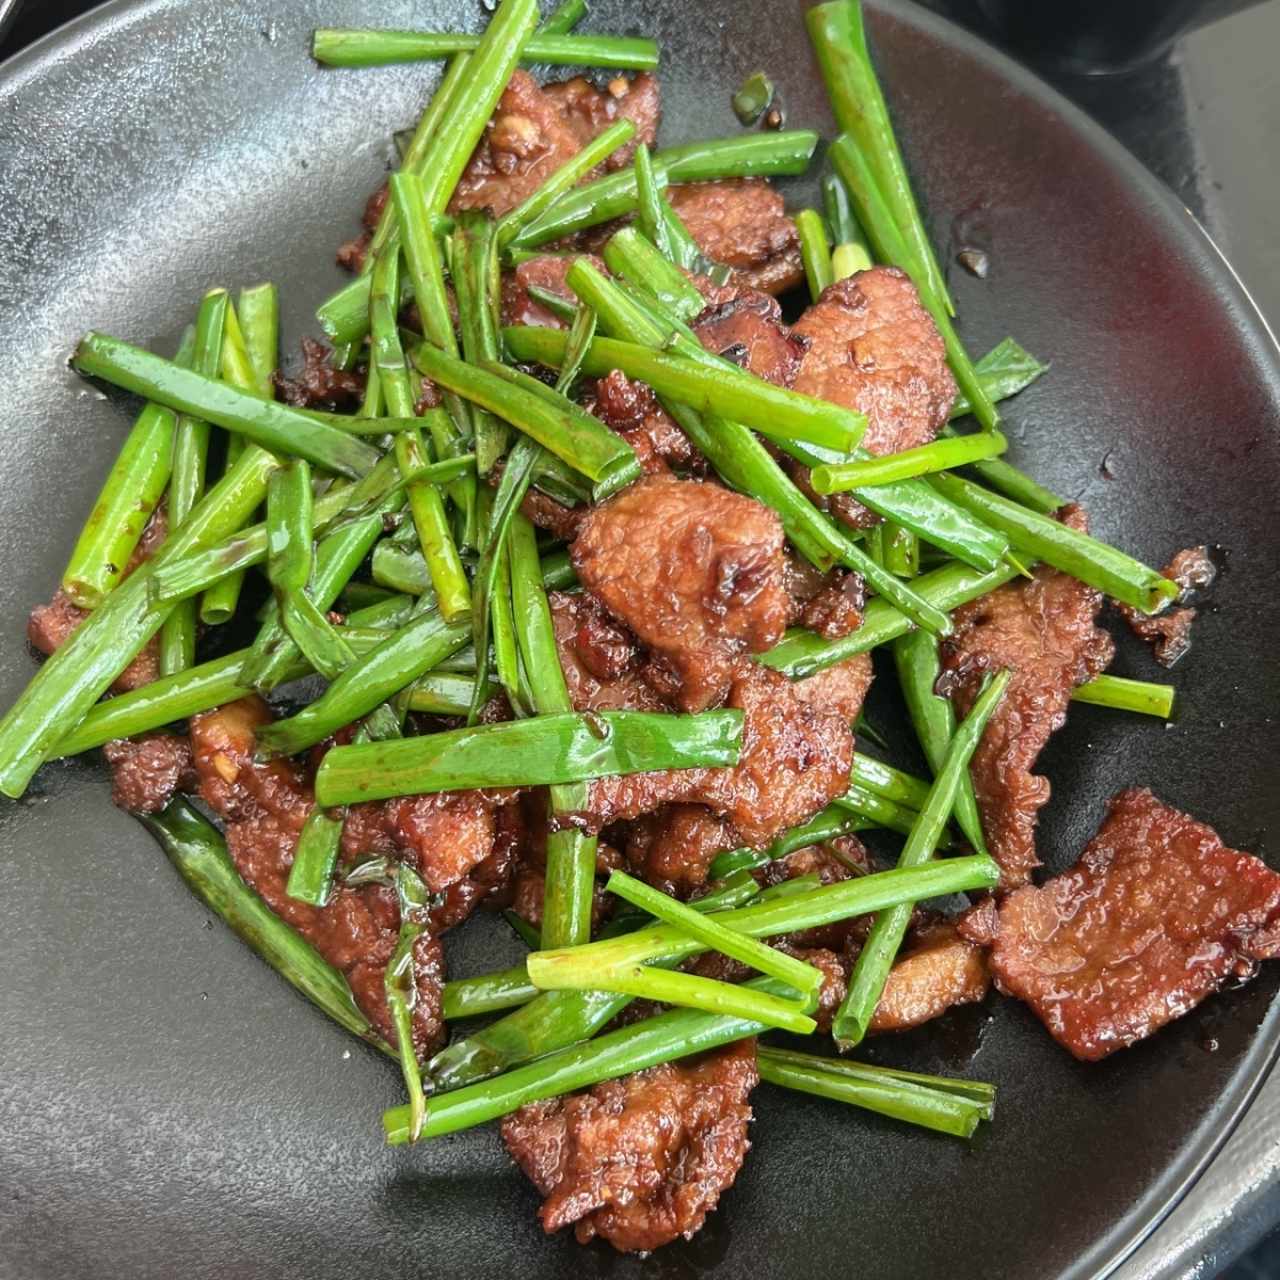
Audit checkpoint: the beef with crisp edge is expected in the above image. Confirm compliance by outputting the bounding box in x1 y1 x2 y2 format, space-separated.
571 475 792 713
940 505 1115 890
991 788 1280 1061
1116 544 1217 667
502 1039 757 1253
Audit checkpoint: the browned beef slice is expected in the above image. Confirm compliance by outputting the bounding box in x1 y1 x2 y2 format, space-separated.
189 698 452 1054
991 788 1280 1061
868 922 990 1033
625 805 739 894
1117 545 1216 667
502 1040 757 1252
548 590 669 713
500 252 606 329
588 369 700 476
793 267 956 455
336 184 389 273
792 652 875 725
274 337 365 411
582 662 853 847
797 571 866 641
571 476 791 711
666 180 803 296
102 734 196 814
520 489 586 543
940 506 1115 889
691 289 808 388
542 73 660 172
28 508 168 692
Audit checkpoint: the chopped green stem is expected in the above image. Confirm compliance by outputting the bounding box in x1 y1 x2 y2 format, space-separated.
759 556 1026 680
893 627 988 853
452 211 508 472
1072 674 1177 719
312 29 659 70
410 341 640 500
756 1047 987 1138
314 708 745 806
602 225 704 321
952 337 1048 420
506 323 866 454
832 670 1011 1048
807 1 953 315
813 432 1007 493
833 783 926 839
496 118 637 248
529 960 818 1035
61 327 195 610
796 208 834 301
926 471 1179 613
633 142 672 259
142 799 387 1052
832 241 873 279
538 0 587 34
256 607 471 757
822 169 871 256
510 131 819 249
604 870 825 1000
160 290 228 676
74 332 380 478
851 753 931 810
443 964 539 1020
395 430 473 623
732 71 775 125
708 804 874 879
285 807 345 907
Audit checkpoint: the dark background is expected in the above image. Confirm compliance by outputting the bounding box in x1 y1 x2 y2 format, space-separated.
2 1 1278 1276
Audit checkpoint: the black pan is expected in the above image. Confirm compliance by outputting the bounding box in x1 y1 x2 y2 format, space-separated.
1 2 1277 1277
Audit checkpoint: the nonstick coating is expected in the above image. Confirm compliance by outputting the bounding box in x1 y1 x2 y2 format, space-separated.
0 2 1278 1277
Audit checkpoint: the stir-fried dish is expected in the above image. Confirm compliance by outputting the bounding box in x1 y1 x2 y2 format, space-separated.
5 0 1267 1255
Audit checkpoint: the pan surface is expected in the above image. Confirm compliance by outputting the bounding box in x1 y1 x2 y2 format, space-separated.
0 2 1277 1277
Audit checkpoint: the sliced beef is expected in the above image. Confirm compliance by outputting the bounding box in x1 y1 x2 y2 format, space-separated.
542 72 660 171
588 369 701 476
188 698 458 1054
571 475 791 712
1116 545 1216 667
625 805 739 894
521 489 587 543
502 1040 757 1252
581 662 853 847
501 252 605 329
691 289 808 388
548 590 668 713
335 184 389 273
868 922 990 1033
666 180 803 295
274 336 365 412
102 734 196 814
991 788 1280 1061
451 71 659 219
791 267 956 529
940 506 1115 889
28 508 168 693
792 652 874 724
795 571 866 641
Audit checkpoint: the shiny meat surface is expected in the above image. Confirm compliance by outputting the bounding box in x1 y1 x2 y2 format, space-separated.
794 570 866 641
941 506 1115 889
520 489 586 543
500 253 604 330
501 1040 757 1252
691 289 808 388
625 805 739 894
543 73 660 171
868 922 990 1033
589 370 700 476
188 699 455 1054
27 508 169 693
571 476 791 712
274 336 365 411
102 734 195 814
992 788 1280 1061
582 663 853 847
548 590 668 713
451 71 659 218
1117 545 1217 667
666 180 803 295
792 652 874 724
791 267 956 529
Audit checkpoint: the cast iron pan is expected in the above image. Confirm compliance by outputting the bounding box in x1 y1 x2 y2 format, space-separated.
1 1 1277 1277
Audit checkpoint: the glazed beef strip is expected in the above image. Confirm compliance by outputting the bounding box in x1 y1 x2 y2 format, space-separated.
789 266 957 529
570 475 792 712
502 1039 757 1253
991 788 1280 1061
940 505 1115 890
1116 544 1217 667
586 369 704 477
